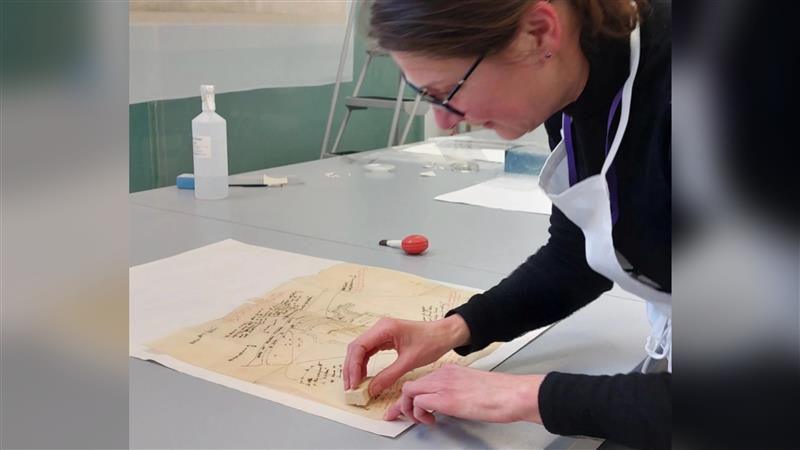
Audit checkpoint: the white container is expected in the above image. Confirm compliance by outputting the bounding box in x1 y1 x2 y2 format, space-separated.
191 85 229 200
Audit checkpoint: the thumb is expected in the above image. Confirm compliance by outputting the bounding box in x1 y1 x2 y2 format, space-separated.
369 357 412 397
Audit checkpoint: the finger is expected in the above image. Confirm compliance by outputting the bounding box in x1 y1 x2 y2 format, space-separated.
383 400 402 421
369 357 412 397
413 404 436 425
344 341 383 390
400 390 418 423
413 393 449 417
344 344 380 390
351 339 403 394
344 324 395 389
394 375 436 398
343 343 368 390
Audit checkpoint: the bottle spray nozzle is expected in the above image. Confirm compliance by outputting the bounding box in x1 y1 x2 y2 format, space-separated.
200 84 215 112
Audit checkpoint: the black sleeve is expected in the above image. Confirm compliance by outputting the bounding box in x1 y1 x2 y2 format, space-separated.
446 205 613 355
539 371 671 450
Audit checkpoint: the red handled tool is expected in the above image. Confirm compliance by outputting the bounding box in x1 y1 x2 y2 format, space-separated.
378 234 429 255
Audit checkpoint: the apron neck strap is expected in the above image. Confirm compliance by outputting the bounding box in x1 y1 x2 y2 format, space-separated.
600 24 641 175
561 25 641 225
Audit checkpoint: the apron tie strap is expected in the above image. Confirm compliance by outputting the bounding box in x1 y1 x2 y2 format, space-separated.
642 315 671 373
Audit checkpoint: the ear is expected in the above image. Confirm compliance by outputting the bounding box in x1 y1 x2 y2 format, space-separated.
514 1 561 62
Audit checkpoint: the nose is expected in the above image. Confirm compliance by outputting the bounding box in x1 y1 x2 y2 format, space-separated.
433 107 463 130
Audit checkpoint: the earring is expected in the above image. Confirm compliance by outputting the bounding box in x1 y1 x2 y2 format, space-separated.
544 51 552 59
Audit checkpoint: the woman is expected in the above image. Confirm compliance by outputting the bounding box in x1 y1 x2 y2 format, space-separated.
344 1 671 448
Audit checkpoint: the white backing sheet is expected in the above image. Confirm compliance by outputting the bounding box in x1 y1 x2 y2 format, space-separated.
436 175 553 215
130 240 550 436
400 142 506 163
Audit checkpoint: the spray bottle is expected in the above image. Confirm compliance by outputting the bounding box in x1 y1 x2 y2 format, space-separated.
191 84 228 200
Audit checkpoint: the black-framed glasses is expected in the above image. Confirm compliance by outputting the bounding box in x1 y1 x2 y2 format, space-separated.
401 54 485 117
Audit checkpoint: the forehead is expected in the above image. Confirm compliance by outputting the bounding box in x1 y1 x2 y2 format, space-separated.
391 51 477 88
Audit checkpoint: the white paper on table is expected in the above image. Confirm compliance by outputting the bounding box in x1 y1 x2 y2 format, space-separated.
400 142 505 163
130 239 549 437
435 175 553 215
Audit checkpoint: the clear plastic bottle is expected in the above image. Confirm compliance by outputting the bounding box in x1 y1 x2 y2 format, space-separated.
191 85 229 200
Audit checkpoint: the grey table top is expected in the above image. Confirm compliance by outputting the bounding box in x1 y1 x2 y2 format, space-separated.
130 148 549 278
129 142 649 449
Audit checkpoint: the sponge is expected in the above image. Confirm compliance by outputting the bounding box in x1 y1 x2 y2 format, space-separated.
504 146 547 175
176 173 194 189
344 377 373 406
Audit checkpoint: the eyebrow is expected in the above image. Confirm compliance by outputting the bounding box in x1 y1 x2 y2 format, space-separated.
404 72 452 93
420 80 456 96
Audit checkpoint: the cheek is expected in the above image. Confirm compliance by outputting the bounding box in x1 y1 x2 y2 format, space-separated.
433 108 462 129
476 100 530 125
462 95 501 122
499 93 549 128
475 83 528 118
461 84 542 127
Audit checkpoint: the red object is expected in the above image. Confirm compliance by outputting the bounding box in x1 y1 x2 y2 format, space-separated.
401 234 429 255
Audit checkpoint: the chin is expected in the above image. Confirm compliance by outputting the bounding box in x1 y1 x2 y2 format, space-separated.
493 128 525 140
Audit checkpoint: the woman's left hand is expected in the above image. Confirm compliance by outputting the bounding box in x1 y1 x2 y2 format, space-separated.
383 364 546 425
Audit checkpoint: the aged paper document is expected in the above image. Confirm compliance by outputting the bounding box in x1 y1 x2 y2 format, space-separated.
130 240 550 436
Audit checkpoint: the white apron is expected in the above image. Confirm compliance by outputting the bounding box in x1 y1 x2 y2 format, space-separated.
538 26 672 372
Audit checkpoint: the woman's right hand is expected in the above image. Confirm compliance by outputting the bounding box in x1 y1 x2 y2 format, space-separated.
343 314 471 398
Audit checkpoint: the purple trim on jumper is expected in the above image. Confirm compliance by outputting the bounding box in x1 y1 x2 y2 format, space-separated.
563 114 577 185
563 87 624 225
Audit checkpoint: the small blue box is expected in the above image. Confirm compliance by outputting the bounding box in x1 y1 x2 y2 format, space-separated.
504 145 547 175
176 173 195 189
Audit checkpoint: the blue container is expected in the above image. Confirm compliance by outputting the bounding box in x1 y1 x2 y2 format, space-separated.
504 145 547 175
176 173 195 189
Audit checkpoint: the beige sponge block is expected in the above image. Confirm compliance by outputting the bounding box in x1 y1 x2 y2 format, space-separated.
344 377 373 406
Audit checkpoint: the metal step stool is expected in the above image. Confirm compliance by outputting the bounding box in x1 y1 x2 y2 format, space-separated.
320 3 428 158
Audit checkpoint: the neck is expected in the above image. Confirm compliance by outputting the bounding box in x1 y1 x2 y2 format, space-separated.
562 48 590 109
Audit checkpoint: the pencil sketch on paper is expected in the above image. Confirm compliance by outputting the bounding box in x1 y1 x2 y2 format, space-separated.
145 263 503 420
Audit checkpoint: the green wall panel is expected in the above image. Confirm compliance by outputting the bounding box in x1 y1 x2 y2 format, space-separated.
129 35 423 193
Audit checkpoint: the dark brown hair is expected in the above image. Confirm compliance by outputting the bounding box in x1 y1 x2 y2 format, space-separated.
367 0 649 58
